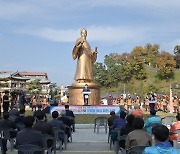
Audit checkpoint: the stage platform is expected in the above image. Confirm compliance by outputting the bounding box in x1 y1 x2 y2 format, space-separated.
50 105 121 115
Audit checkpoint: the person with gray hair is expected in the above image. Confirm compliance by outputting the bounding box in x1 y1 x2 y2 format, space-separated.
58 110 71 141
131 104 144 118
9 104 19 117
60 110 66 116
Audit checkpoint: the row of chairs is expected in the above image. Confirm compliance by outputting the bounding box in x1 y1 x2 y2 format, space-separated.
0 125 73 154
93 115 176 134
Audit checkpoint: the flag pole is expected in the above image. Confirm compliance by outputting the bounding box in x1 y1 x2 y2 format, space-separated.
169 84 174 114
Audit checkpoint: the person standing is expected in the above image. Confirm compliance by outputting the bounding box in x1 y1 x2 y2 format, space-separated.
31 96 37 111
149 94 156 111
127 96 132 110
3 90 10 112
173 96 179 113
119 95 125 109
19 92 26 110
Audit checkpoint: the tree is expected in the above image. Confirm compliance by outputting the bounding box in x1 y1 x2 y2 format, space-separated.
93 62 108 87
104 53 122 87
156 51 176 79
0 78 9 88
49 83 58 100
130 46 147 80
144 43 159 67
174 45 180 68
118 53 133 83
27 79 41 95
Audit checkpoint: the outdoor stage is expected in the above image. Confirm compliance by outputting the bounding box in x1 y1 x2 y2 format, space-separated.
50 105 121 115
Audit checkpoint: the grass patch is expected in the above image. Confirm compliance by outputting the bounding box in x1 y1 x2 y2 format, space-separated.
25 110 178 124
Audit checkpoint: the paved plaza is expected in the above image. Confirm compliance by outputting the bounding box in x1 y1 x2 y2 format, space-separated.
7 124 114 154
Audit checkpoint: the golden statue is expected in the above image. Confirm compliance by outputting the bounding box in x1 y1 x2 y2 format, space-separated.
72 28 98 83
68 28 100 106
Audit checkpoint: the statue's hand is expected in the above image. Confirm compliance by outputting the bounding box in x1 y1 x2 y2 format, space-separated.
92 50 98 54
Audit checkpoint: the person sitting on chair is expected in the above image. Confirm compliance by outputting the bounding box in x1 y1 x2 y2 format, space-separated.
58 110 71 141
33 111 54 136
143 124 180 154
9 104 19 117
65 105 75 118
108 111 118 128
112 111 126 129
65 105 75 132
15 108 25 124
131 104 144 118
169 112 180 141
48 111 65 131
33 104 47 121
144 110 162 134
16 116 43 147
119 114 135 148
0 112 17 154
125 117 152 149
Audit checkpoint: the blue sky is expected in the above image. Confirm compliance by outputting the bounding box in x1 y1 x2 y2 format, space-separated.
0 0 180 86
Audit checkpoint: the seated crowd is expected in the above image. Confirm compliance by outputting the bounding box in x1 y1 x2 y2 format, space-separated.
108 108 180 153
0 105 75 154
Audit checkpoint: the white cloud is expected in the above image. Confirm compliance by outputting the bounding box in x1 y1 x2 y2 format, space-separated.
0 1 39 19
15 26 146 44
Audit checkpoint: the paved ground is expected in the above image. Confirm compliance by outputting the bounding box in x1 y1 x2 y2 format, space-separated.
7 124 114 154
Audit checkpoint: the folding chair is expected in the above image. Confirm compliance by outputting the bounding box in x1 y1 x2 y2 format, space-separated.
109 128 121 150
94 117 108 133
42 134 54 154
18 144 44 154
0 137 4 154
127 146 149 154
16 123 25 131
64 124 72 142
162 116 174 127
53 128 67 153
65 116 75 132
114 135 127 154
0 127 16 151
108 126 112 143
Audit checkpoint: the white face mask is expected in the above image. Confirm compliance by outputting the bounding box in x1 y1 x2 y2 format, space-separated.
85 86 87 89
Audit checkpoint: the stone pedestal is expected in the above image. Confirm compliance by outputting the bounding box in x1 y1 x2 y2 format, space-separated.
68 82 100 105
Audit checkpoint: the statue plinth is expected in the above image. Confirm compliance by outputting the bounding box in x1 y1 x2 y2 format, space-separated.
68 82 100 105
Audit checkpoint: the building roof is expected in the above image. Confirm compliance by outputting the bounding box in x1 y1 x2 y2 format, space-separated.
19 72 47 76
0 71 29 80
0 71 50 84
0 71 13 78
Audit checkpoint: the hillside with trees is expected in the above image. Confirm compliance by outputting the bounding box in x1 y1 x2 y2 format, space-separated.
93 43 180 96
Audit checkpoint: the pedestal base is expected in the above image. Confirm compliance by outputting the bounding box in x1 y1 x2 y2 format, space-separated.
68 82 100 105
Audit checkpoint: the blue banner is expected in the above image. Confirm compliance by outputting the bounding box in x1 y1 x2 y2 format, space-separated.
50 105 121 115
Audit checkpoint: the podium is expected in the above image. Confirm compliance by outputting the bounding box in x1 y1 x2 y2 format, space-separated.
68 82 100 105
82 91 91 105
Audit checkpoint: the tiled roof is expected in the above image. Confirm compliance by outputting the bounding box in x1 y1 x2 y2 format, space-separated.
0 71 29 80
0 72 12 78
19 72 47 76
